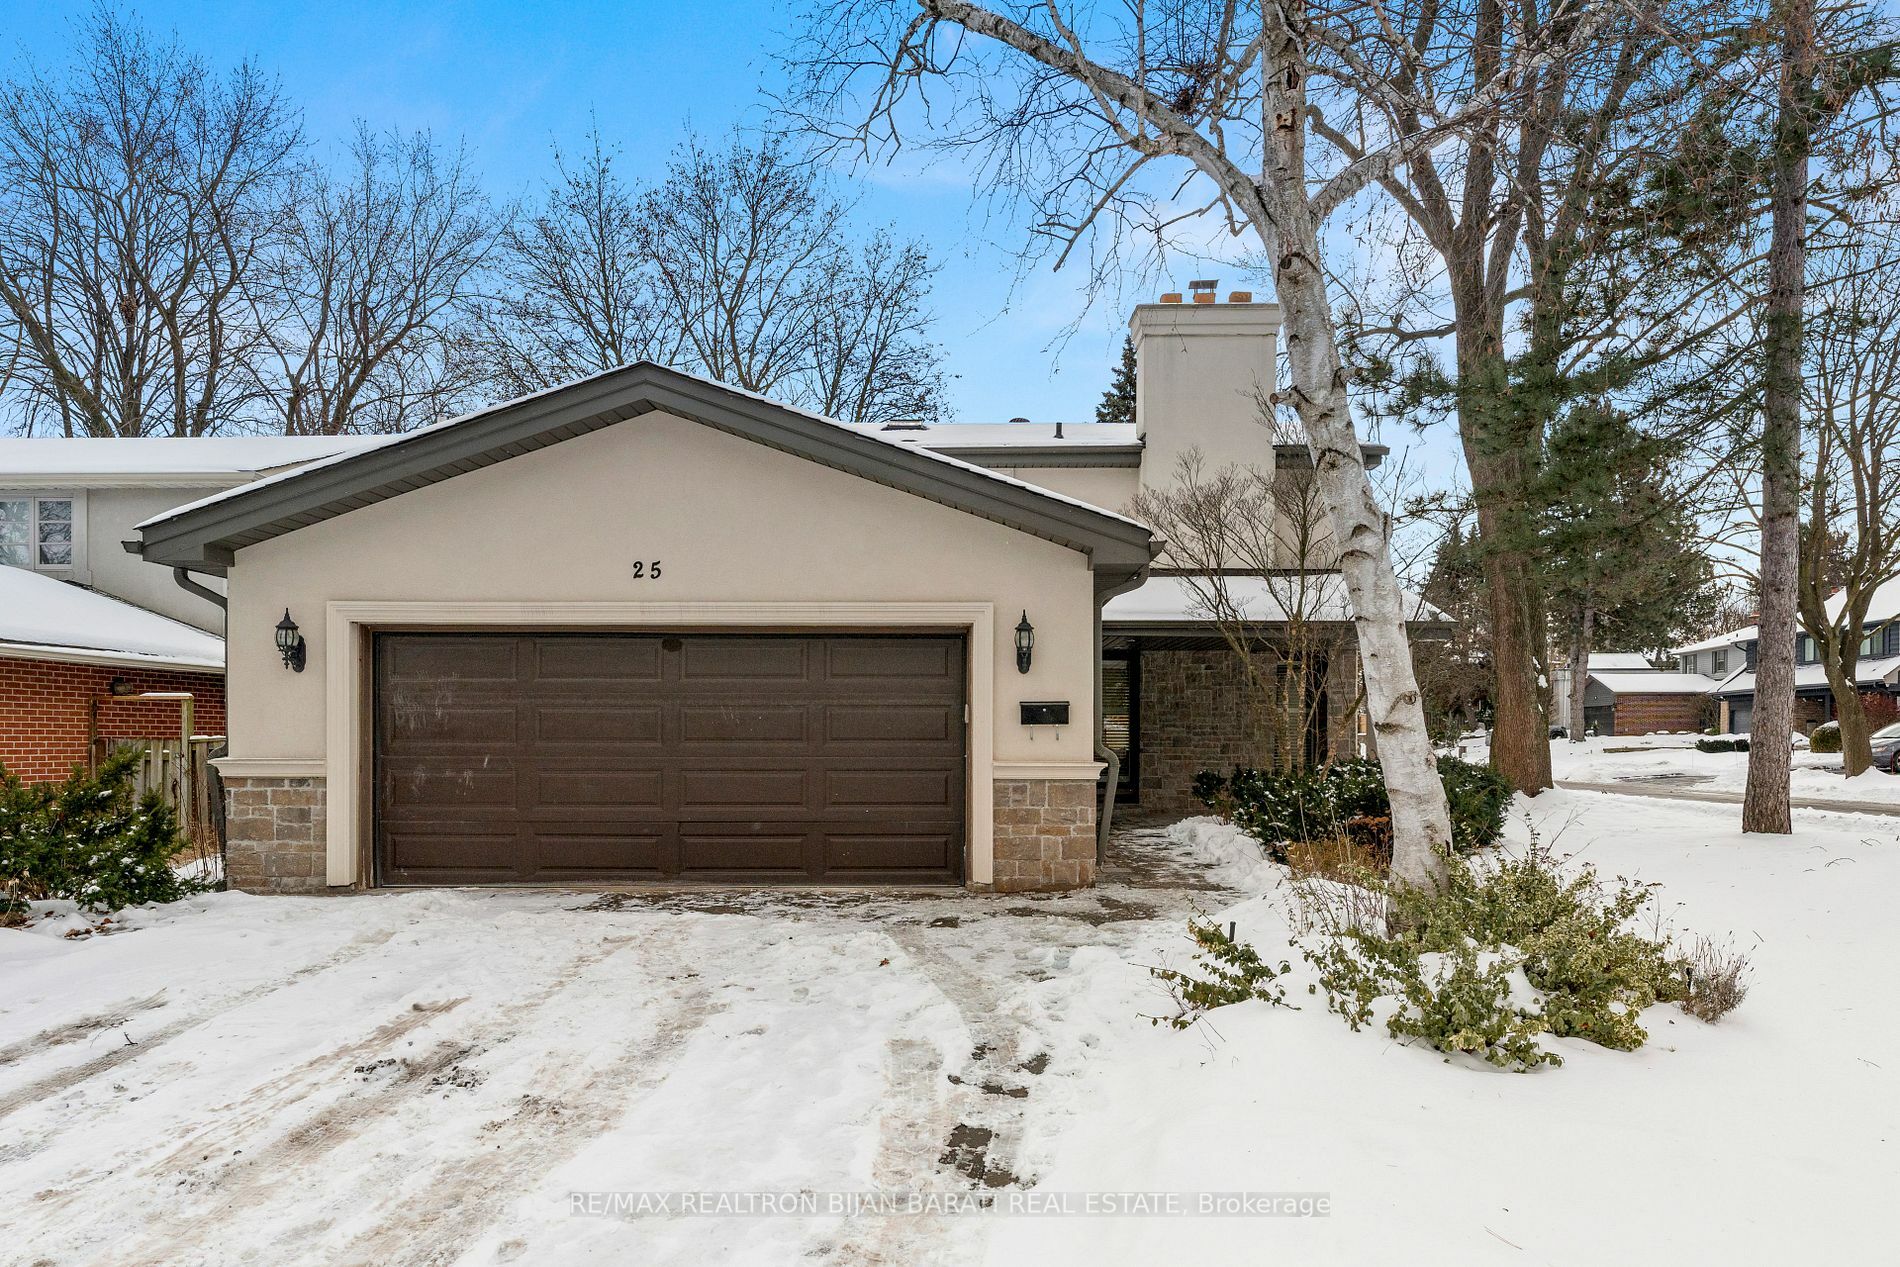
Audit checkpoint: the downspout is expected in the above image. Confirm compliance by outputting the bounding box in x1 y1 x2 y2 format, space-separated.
1094 564 1153 862
172 567 227 612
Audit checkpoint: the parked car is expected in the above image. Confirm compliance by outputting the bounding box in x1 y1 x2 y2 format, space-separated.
1871 722 1900 774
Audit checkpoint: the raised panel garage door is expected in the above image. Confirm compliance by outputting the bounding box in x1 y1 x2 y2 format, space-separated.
375 633 966 885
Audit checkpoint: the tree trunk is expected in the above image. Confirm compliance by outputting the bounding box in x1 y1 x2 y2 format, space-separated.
1743 0 1813 835
1270 203 1454 891
1453 272 1554 793
1827 661 1873 776
1568 604 1594 743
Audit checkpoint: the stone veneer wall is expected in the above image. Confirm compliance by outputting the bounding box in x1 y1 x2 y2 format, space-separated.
224 776 329 894
1136 646 1359 813
989 780 1097 891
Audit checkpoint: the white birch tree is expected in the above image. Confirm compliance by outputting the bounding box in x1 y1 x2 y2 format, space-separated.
788 0 1613 886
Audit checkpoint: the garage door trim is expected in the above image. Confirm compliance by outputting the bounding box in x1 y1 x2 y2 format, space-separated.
321 601 999 888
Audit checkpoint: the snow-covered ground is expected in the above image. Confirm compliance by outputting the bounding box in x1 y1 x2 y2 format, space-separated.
4 792 1896 1265
1458 730 1900 805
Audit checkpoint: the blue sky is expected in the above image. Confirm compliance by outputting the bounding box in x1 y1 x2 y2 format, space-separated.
9 2 1452 482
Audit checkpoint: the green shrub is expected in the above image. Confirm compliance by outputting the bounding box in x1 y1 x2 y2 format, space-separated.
1199 757 1513 860
0 749 202 911
1190 769 1229 812
1808 721 1841 754
1695 737 1749 753
1149 917 1291 1029
1294 842 1694 1069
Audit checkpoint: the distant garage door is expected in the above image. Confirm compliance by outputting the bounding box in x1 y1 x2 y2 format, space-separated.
375 633 966 885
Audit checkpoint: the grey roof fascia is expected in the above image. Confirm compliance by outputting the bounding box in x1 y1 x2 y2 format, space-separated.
136 363 1158 581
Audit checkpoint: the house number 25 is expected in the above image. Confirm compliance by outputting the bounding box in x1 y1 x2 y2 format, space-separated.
631 560 663 578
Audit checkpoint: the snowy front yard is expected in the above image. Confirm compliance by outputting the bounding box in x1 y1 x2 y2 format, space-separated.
1474 730 1900 806
4 792 1897 1265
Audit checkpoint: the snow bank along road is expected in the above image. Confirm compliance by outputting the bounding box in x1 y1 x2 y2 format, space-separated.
4 791 1897 1266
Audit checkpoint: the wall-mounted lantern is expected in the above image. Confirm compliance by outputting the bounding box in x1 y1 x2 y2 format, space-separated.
1014 610 1035 674
275 609 306 673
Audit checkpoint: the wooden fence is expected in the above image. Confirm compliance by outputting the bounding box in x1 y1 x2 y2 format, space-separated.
96 736 225 844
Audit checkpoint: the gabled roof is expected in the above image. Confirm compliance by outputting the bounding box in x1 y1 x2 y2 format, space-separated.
133 364 1161 582
1588 670 1714 696
0 435 386 487
1674 627 1756 656
0 567 223 670
1588 652 1657 672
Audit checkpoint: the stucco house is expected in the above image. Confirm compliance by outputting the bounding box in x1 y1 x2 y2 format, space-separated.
14 291 1431 897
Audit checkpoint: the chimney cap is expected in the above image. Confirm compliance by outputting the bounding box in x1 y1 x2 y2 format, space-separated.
1188 279 1218 291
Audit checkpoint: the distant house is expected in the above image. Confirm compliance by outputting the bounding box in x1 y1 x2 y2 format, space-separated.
1673 578 1900 735
1554 652 1712 737
1 436 379 779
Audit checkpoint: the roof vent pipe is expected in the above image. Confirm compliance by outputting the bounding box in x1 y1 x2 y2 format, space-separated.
1009 416 1030 424
1054 421 1064 439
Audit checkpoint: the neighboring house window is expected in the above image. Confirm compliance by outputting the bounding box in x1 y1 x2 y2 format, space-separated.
1681 652 1698 674
0 492 83 574
1796 634 1814 664
1888 623 1900 657
1711 649 1727 675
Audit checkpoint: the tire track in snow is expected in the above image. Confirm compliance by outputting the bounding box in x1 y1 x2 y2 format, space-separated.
0 929 399 1122
76 932 662 1267
0 991 168 1069
331 925 719 1267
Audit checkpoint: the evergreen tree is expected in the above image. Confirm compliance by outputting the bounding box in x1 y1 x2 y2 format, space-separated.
1540 405 1718 740
1095 336 1136 425
1416 519 1494 740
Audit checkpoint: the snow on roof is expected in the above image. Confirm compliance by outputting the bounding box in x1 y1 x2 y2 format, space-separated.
1589 670 1715 696
0 567 223 670
1716 654 1900 696
1589 652 1657 672
0 435 391 483
138 364 1158 538
1825 576 1900 625
1102 573 1450 626
839 421 1140 450
1673 626 1756 656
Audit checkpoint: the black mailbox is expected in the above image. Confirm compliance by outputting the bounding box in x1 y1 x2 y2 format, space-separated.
1020 701 1070 726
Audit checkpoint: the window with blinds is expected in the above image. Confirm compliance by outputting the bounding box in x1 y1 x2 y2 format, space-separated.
1102 654 1137 795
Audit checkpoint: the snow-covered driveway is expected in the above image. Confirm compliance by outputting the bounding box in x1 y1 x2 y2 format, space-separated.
5 792 1898 1266
0 829 1229 1267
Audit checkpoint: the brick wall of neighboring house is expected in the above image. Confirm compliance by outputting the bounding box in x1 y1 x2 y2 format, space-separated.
1793 695 1828 733
1862 690 1900 730
1136 644 1359 813
0 656 226 783
1609 692 1706 736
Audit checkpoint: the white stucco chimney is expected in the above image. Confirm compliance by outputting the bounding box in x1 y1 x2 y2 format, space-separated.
1130 290 1283 492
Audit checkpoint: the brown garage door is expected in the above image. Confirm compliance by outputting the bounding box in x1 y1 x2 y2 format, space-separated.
374 632 966 885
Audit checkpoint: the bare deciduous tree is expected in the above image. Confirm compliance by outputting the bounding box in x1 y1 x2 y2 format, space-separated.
1797 225 1900 775
1130 451 1363 771
467 127 682 398
788 0 1632 887
466 131 948 426
0 10 299 436
248 127 497 436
